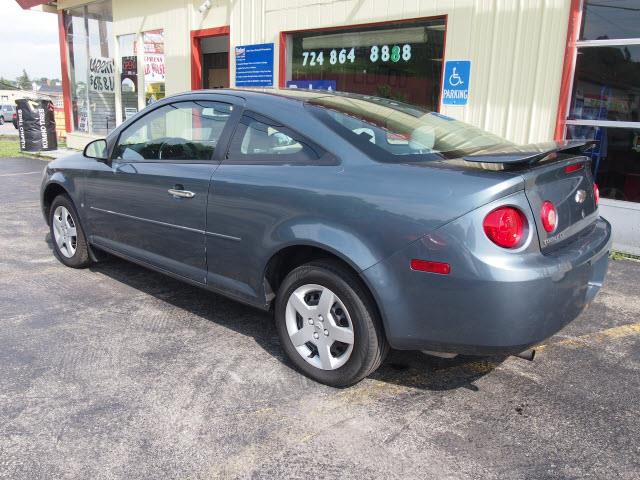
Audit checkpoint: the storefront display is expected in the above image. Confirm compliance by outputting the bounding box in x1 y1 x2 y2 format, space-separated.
285 19 445 110
63 0 116 135
119 34 138 122
142 29 165 105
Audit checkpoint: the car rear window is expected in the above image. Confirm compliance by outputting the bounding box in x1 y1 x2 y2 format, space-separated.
306 95 513 163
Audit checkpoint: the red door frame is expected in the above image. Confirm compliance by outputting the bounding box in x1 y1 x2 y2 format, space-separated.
554 0 583 140
190 26 230 90
57 11 73 133
277 15 448 111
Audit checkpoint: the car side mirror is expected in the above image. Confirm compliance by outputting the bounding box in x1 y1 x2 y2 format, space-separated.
84 139 108 163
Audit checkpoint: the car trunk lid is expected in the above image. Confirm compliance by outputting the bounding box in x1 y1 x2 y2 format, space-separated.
462 140 599 251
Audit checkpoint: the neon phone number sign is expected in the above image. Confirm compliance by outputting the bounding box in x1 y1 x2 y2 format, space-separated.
301 44 412 67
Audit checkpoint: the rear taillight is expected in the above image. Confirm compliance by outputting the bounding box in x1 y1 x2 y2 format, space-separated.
483 207 526 249
540 201 558 233
594 183 600 206
12 113 16 120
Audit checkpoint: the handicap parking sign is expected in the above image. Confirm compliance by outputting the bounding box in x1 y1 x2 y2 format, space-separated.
442 60 471 106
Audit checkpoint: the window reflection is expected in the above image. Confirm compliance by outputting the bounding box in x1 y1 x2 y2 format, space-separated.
567 126 640 202
64 0 115 135
581 1 640 41
119 34 138 122
569 45 640 123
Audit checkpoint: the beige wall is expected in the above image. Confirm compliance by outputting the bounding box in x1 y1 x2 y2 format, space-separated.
59 0 571 144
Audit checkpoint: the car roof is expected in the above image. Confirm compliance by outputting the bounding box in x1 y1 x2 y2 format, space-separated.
192 88 332 102
178 87 408 106
175 88 431 117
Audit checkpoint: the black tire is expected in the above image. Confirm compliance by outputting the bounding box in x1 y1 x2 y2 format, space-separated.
49 194 92 268
0 116 4 125
274 259 388 387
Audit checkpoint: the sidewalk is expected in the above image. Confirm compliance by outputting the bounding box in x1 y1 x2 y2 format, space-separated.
37 148 78 160
0 128 78 160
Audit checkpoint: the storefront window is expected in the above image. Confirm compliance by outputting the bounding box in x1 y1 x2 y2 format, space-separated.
569 45 640 123
285 19 445 110
567 126 640 202
119 34 138 121
580 1 640 41
565 3 640 203
65 12 88 132
142 30 165 105
64 0 116 136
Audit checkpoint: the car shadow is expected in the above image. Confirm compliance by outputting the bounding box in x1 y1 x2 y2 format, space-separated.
371 350 508 392
44 235 502 391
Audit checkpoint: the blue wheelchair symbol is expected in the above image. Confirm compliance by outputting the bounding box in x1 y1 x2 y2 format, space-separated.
449 67 464 87
442 61 471 106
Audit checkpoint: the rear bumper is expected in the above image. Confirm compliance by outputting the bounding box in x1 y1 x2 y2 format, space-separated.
362 216 612 355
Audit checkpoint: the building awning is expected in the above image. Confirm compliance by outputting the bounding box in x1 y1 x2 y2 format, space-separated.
14 0 55 9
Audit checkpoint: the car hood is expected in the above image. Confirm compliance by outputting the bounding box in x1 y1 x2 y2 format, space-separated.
47 152 89 170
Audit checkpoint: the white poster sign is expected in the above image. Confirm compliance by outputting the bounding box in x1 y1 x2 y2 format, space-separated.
89 57 115 93
144 54 165 83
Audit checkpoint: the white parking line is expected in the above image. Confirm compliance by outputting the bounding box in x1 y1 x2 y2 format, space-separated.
0 171 41 177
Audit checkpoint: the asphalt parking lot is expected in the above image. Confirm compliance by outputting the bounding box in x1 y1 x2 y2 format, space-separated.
1 155 639 480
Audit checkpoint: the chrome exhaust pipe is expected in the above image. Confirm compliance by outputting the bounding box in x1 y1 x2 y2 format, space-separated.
514 349 536 361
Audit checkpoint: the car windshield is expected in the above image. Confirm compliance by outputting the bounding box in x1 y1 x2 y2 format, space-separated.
305 95 513 162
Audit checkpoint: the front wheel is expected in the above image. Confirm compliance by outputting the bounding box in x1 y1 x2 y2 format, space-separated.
0 116 4 125
274 260 388 387
49 195 92 268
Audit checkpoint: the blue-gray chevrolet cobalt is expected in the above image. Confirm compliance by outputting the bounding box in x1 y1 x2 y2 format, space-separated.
41 89 612 386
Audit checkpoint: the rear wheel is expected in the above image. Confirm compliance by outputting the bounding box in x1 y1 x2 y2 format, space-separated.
49 195 92 268
0 116 4 125
275 260 388 387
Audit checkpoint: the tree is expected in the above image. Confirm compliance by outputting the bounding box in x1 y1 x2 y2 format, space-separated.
0 77 17 89
16 69 31 90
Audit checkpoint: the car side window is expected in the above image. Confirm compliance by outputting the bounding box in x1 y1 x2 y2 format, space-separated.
226 112 324 163
113 100 233 161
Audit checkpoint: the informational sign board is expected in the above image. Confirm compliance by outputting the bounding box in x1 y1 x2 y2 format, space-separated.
142 29 164 54
121 56 137 75
124 107 138 119
89 57 115 93
235 43 274 87
144 54 165 83
15 99 57 151
78 108 88 132
442 60 471 106
287 80 336 91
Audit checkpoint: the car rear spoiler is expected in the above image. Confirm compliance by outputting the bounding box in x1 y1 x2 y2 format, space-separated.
461 140 597 165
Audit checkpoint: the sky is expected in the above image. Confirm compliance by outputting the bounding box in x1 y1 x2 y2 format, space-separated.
0 0 60 81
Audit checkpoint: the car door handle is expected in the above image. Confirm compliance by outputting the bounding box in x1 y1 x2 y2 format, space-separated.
168 188 196 199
